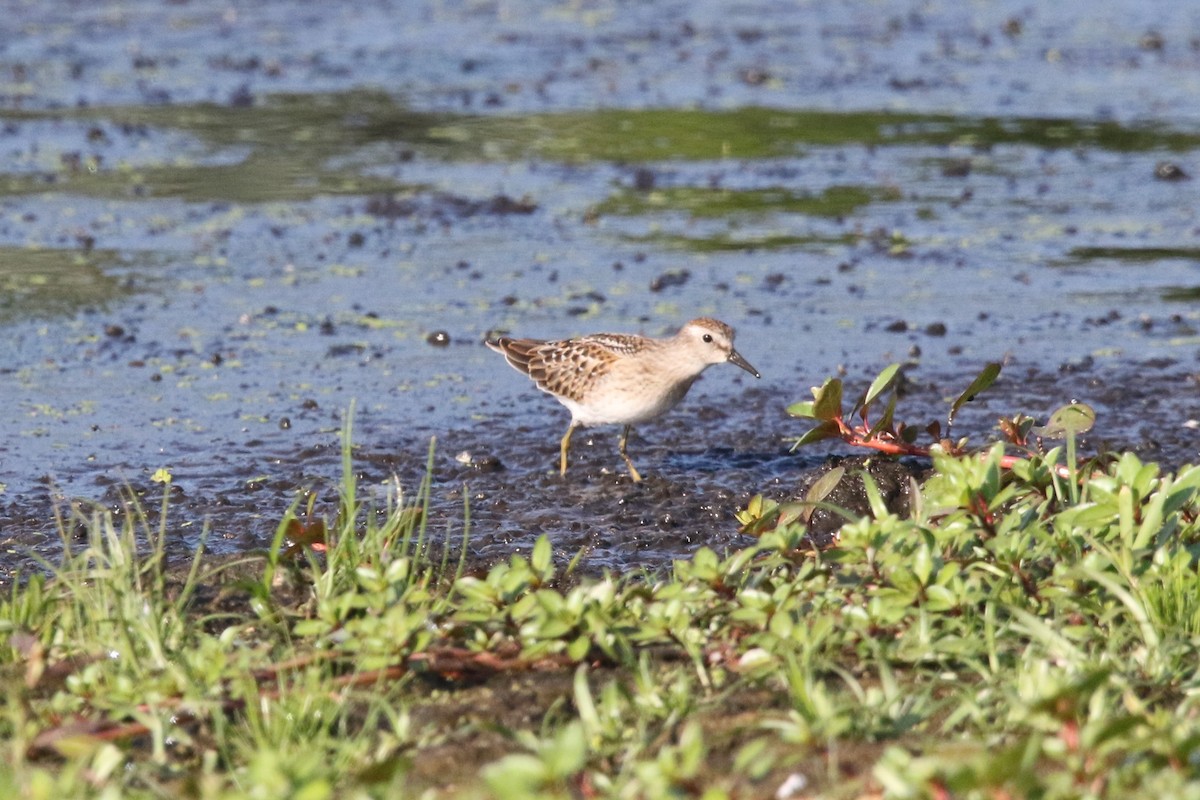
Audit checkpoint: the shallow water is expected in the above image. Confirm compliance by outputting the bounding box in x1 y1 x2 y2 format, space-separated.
1 0 1197 577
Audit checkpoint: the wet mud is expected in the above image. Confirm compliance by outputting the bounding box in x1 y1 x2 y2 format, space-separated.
1 0 1198 579
5 356 1194 581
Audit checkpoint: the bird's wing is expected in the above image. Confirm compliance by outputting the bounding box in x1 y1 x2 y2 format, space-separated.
486 337 543 376
489 334 642 402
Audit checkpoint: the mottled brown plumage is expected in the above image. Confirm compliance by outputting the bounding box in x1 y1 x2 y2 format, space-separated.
486 318 759 481
488 334 624 403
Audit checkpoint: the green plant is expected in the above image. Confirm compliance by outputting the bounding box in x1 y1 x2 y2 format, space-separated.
787 362 1096 464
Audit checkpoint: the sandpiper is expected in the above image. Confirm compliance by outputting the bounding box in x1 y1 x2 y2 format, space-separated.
486 317 760 482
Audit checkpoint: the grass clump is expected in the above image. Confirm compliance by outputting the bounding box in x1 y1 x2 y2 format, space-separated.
2 413 1200 797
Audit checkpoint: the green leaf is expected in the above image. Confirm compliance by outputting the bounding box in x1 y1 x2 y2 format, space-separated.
792 420 842 449
531 535 552 575
735 494 767 525
676 721 704 777
866 393 898 440
860 362 902 412
811 378 843 421
796 466 847 525
948 362 1001 428
543 723 587 778
786 400 816 418
693 546 719 577
483 754 549 798
861 470 890 519
733 738 776 779
1033 402 1097 438
567 635 591 661
573 664 602 738
911 543 933 586
806 466 846 506
773 502 810 528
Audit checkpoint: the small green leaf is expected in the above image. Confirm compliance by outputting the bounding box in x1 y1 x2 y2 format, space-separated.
740 494 764 522
855 363 901 416
948 362 1001 428
907 474 924 522
801 466 845 523
540 724 585 777
693 546 719 574
1033 402 1097 438
792 420 842 449
736 495 781 532
861 470 890 519
866 393 898 440
531 535 552 574
811 378 843 420
738 505 783 536
483 754 548 799
806 466 846 506
786 400 816 418
773 502 809 528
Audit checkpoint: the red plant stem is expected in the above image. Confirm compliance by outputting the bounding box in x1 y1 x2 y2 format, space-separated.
834 417 1075 478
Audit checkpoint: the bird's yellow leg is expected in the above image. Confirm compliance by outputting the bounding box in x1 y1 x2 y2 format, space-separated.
618 425 643 483
559 422 578 476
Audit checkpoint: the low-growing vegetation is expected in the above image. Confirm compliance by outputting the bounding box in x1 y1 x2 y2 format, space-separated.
3 385 1200 798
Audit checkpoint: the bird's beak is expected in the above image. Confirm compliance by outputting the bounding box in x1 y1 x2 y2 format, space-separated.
727 348 761 379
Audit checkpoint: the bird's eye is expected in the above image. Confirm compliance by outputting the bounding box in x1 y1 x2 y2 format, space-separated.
702 334 713 343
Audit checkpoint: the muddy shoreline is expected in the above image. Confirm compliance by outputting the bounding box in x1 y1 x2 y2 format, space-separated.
3 356 1195 580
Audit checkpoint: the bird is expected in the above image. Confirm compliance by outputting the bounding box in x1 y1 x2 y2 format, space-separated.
486 317 760 481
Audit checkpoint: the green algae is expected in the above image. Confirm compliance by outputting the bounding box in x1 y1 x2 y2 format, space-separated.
0 153 415 203
0 246 136 322
1161 286 1200 302
592 184 897 219
444 107 1200 162
1065 246 1200 263
621 230 859 253
5 93 1200 206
